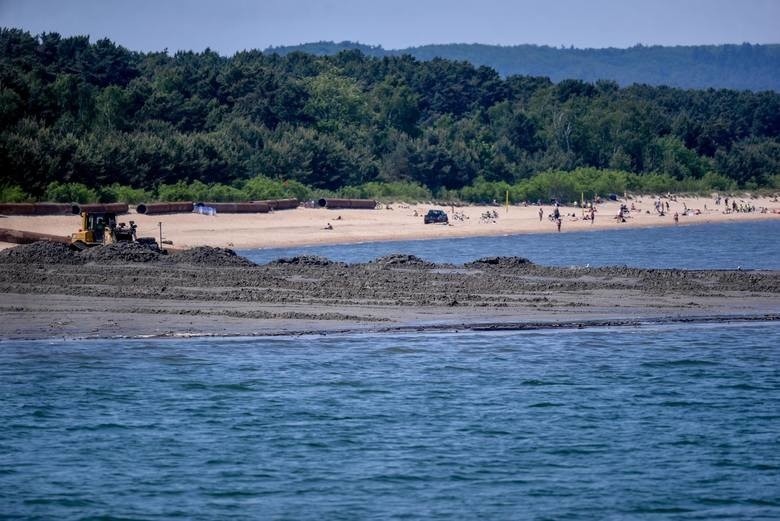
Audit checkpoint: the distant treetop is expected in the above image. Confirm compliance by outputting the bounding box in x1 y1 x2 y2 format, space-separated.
265 41 780 92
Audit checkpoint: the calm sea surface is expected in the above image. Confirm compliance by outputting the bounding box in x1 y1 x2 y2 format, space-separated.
1 324 779 519
2 221 780 519
241 220 780 269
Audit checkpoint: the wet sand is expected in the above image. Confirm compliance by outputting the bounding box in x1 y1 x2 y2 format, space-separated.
1 196 778 251
1 244 778 340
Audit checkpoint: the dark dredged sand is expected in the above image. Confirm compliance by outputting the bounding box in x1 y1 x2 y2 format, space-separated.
1 242 778 340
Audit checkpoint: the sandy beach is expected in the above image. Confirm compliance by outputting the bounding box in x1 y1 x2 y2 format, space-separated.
1 195 778 251
2 194 778 340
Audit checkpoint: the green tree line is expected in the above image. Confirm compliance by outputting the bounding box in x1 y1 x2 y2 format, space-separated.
3 168 760 206
1 28 779 202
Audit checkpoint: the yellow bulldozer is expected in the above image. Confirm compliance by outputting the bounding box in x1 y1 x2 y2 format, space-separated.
70 203 160 251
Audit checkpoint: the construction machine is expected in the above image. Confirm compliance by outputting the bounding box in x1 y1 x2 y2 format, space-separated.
70 204 160 251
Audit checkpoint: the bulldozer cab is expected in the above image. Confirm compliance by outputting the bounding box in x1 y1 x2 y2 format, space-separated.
88 213 110 242
71 211 136 250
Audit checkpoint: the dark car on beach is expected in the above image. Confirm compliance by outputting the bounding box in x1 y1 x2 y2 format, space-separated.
424 209 448 224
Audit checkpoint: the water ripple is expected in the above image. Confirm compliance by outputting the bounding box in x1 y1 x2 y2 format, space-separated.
1 322 779 519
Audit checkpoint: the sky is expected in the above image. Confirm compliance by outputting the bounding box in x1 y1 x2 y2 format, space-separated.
1 0 778 54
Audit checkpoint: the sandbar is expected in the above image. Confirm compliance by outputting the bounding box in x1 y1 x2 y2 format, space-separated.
1 245 778 340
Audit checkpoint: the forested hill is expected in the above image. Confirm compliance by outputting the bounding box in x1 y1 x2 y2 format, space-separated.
1 28 779 202
266 42 780 92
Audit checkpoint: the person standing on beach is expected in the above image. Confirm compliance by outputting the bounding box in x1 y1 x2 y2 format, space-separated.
674 212 679 225
590 206 595 224
538 208 543 222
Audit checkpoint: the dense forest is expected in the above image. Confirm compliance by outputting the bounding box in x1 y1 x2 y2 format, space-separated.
268 41 780 92
1 28 779 204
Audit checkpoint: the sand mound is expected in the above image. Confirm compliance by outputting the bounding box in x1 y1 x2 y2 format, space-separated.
79 242 163 263
0 241 78 264
170 246 255 267
465 256 535 269
268 255 337 267
0 241 165 265
371 254 436 268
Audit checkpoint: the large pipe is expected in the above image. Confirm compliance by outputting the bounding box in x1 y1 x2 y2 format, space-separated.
0 228 70 245
317 198 377 209
260 198 299 210
136 202 194 215
71 203 129 215
194 202 270 213
135 199 297 215
0 203 72 216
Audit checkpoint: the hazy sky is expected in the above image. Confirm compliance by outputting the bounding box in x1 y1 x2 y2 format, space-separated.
1 0 778 54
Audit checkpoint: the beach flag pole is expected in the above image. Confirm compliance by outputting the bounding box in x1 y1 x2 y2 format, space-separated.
505 190 509 214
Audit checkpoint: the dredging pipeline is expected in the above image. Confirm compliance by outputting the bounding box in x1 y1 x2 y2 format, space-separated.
136 202 194 215
262 198 299 210
71 203 129 215
194 202 270 213
0 203 73 216
0 228 70 245
136 199 298 215
317 198 377 209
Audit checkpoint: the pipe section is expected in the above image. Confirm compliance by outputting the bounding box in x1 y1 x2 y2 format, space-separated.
0 203 72 216
71 203 129 215
136 202 194 215
194 202 270 213
133 199 297 215
0 228 70 245
261 198 299 210
317 198 377 209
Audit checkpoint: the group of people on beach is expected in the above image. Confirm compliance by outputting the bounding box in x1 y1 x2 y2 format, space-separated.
725 201 758 213
536 202 600 232
319 193 778 234
654 199 670 216
716 196 767 214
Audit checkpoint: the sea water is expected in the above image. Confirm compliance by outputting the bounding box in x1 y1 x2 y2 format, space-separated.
241 221 780 269
1 323 779 519
2 221 780 519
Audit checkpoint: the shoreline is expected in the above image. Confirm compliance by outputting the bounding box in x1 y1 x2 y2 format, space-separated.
4 312 778 342
1 196 778 251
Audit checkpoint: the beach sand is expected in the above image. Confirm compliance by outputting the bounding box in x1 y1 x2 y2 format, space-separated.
2 194 778 340
1 195 778 251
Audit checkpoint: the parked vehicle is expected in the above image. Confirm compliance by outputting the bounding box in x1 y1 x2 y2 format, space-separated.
424 209 449 224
